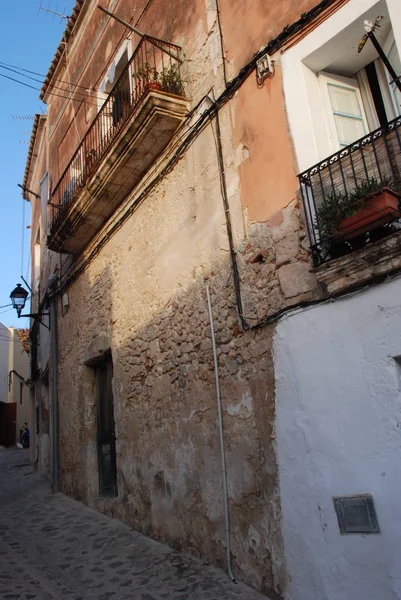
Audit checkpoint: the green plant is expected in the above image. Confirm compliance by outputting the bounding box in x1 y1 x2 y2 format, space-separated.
133 61 158 82
315 177 393 248
158 64 181 93
349 177 390 202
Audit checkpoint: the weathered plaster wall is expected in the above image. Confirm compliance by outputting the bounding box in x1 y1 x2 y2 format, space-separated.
234 68 299 224
274 277 401 600
218 0 344 75
55 114 288 596
40 1 333 596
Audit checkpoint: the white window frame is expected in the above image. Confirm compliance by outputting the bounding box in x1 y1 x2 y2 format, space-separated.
318 72 369 153
281 0 401 173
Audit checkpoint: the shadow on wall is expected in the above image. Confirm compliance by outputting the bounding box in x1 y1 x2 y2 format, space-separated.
55 256 286 598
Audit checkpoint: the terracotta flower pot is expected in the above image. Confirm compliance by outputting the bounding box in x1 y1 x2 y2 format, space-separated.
146 81 161 91
337 187 401 240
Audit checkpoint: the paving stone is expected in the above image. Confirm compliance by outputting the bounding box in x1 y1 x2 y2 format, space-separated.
0 450 270 600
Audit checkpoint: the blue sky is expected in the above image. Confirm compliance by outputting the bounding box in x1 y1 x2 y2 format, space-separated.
0 0 76 328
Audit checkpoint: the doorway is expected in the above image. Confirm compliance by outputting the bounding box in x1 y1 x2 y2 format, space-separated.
95 355 118 497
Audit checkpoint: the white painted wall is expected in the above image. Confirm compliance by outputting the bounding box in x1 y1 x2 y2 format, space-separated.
274 277 401 600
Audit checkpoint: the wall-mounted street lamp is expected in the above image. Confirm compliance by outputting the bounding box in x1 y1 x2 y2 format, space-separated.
10 283 50 329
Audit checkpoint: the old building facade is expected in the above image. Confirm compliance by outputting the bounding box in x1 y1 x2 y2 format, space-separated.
0 324 30 447
23 0 401 598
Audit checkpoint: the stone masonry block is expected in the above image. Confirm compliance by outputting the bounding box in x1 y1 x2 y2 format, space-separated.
275 232 300 267
278 262 316 299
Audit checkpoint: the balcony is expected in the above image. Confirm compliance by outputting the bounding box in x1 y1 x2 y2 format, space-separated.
299 117 401 266
48 36 188 254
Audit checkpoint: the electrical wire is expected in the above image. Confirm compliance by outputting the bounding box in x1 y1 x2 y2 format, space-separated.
134 0 154 26
0 64 102 100
0 336 29 343
0 73 98 106
25 248 31 283
215 0 228 87
0 60 96 93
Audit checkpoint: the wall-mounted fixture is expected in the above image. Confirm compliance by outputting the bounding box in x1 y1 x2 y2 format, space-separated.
256 53 274 85
333 494 380 534
10 283 50 329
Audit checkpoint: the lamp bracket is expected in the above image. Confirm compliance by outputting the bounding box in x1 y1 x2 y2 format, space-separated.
19 312 50 330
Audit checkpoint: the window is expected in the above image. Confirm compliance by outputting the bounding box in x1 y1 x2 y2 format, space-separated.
95 355 117 497
319 73 368 149
282 0 401 171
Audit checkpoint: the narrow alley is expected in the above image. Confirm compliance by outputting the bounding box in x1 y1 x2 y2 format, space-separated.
0 450 268 600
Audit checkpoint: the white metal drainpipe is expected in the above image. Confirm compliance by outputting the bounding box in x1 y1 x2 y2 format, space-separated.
206 284 236 583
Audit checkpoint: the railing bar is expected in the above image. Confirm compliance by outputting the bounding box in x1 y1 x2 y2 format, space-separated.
338 152 347 192
382 127 395 182
303 178 318 249
327 161 335 195
348 147 357 184
370 135 383 181
360 145 370 181
153 41 156 82
307 178 320 250
317 167 325 204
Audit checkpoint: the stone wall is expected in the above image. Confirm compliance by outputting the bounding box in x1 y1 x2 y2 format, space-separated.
57 265 285 596
37 378 51 480
38 2 334 597
52 108 315 595
237 199 320 321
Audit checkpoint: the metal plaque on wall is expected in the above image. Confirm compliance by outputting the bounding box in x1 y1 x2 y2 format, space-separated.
333 494 380 534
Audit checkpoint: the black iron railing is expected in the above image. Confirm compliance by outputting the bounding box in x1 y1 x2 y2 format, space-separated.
49 35 184 232
299 116 401 264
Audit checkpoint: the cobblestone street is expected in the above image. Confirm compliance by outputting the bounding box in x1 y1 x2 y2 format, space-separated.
0 450 269 600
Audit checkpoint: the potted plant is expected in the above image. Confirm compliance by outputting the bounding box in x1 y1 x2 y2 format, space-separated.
133 62 160 92
316 177 401 250
158 64 181 95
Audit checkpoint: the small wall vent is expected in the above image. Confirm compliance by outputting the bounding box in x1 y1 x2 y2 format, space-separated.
333 494 380 534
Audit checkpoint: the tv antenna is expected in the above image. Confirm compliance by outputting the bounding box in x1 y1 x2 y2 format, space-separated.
13 115 35 120
38 1 69 23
